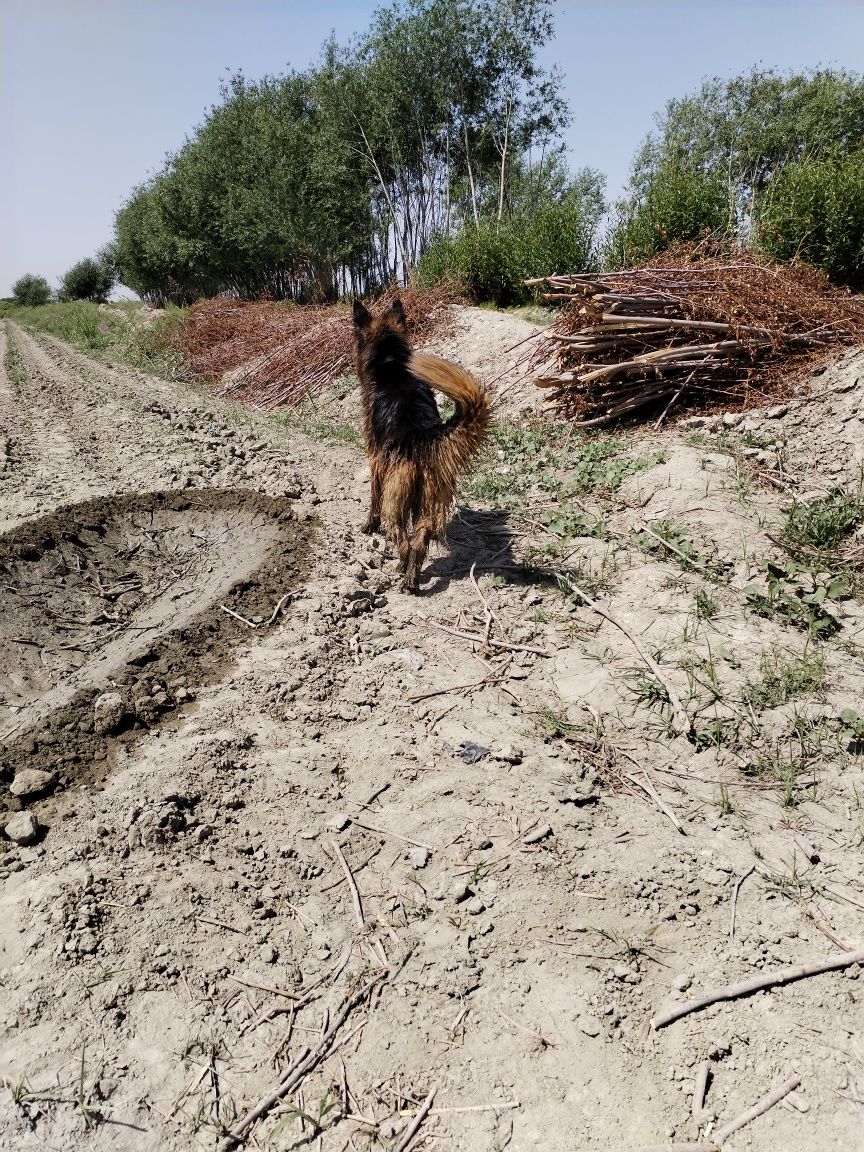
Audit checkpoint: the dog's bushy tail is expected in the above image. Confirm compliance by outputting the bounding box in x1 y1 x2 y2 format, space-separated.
409 352 490 472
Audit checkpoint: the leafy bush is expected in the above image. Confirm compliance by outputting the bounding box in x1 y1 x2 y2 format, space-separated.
59 252 116 302
12 274 52 307
416 200 597 305
606 161 731 268
756 154 864 290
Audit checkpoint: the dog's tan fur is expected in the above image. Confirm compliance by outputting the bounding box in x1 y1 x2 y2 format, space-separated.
352 298 490 592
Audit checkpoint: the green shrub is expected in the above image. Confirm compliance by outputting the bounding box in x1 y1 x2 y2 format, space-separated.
606 162 731 268
59 255 115 302
416 201 597 306
12 274 52 307
756 154 864 290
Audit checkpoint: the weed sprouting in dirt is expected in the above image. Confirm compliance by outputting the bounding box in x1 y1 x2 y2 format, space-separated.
782 489 864 556
694 588 718 620
744 559 846 638
744 646 828 709
465 423 664 512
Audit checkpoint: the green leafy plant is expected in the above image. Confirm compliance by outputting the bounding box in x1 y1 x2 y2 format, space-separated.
744 560 846 638
781 490 864 556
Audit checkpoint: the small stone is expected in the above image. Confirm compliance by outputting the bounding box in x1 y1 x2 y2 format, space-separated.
407 847 430 870
673 973 692 992
298 828 318 841
466 897 485 916
496 745 523 765
78 931 98 955
451 882 472 904
765 404 788 419
679 416 708 430
9 769 55 798
93 691 126 735
722 412 743 428
260 944 278 964
329 813 352 832
522 824 552 846
613 963 632 981
578 1014 602 1037
4 812 39 846
787 1092 810 1113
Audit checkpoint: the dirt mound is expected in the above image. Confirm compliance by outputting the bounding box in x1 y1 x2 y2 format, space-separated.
0 489 311 818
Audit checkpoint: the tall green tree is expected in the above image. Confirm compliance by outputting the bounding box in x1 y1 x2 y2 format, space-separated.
12 274 52 306
609 67 864 267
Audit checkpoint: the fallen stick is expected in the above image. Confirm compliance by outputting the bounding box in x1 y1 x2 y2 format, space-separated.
420 616 549 657
219 604 259 629
351 818 434 853
641 525 713 576
559 577 692 738
266 593 292 625
407 673 509 704
196 916 247 935
729 864 755 939
420 1101 520 1115
227 975 304 1000
713 1075 800 1144
652 948 864 1029
332 841 365 930
219 971 387 1150
622 770 685 836
692 1061 710 1121
393 1084 438 1152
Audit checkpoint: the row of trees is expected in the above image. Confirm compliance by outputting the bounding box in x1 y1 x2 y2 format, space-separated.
12 24 864 308
113 0 605 305
609 67 864 288
11 247 117 306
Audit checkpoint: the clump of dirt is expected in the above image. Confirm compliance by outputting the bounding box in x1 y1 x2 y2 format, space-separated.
0 489 312 814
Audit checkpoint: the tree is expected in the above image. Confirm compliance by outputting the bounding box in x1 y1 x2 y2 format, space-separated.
610 67 864 267
59 254 116 302
12 274 51 306
757 154 864 290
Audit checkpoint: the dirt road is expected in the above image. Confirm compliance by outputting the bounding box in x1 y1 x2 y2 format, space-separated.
1 318 863 1151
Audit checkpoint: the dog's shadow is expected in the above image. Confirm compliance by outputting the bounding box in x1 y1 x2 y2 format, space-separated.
421 507 558 596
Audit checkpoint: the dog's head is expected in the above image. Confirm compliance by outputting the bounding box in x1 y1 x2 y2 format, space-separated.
352 298 410 379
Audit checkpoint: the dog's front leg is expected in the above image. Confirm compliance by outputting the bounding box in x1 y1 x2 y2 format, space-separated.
362 459 382 534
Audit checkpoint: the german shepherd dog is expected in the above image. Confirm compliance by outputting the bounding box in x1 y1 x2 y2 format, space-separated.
352 297 490 592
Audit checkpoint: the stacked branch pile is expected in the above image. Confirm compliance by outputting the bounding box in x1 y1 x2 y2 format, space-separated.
177 285 455 410
528 248 864 427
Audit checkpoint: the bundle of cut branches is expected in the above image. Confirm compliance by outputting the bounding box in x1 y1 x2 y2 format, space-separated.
177 284 457 411
528 246 864 427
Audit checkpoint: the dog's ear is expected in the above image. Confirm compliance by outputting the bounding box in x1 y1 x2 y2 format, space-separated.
352 300 372 330
387 297 407 329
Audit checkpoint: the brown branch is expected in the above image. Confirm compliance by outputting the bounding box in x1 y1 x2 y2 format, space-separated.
652 949 864 1029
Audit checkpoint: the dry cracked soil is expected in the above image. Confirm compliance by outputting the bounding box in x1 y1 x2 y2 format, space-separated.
1 310 864 1152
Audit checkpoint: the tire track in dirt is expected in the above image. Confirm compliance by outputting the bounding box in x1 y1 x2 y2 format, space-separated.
6 324 189 516
1 323 99 531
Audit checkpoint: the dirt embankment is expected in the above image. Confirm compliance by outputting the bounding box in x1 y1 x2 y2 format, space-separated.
0 316 863 1152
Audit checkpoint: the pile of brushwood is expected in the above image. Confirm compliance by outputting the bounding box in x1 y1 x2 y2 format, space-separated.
528 244 864 427
177 285 456 410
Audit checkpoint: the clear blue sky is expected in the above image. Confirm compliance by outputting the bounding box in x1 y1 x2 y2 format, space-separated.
2 0 864 297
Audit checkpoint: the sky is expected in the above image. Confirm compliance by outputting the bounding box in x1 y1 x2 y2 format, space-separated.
2 0 864 297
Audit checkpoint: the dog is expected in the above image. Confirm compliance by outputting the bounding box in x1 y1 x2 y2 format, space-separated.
352 297 490 592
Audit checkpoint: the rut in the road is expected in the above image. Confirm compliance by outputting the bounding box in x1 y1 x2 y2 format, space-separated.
0 489 313 819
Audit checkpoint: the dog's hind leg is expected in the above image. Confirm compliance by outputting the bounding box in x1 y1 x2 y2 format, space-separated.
362 458 383 534
403 520 435 593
